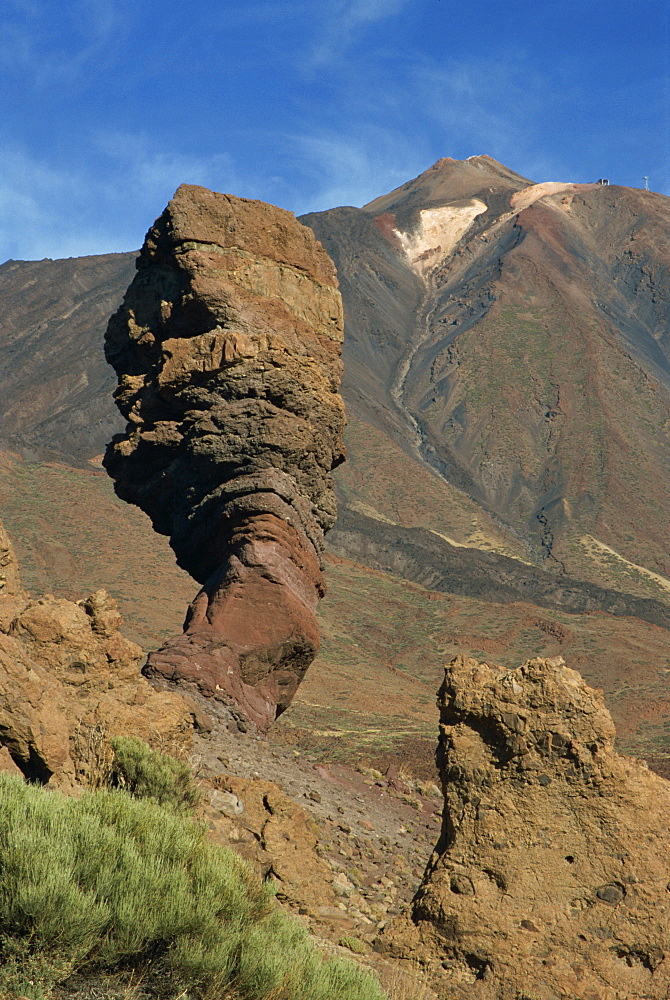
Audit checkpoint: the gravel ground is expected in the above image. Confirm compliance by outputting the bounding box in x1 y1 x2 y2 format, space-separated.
187 691 443 996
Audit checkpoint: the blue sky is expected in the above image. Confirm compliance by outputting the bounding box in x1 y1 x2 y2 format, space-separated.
2 0 668 261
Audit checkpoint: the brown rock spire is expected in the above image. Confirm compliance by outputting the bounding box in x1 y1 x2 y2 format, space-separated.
104 184 346 730
381 655 670 999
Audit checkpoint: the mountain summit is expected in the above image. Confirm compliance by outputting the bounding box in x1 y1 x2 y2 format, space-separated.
363 154 531 223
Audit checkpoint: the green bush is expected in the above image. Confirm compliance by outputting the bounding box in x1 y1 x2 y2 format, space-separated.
109 735 200 813
0 774 387 1000
339 935 369 955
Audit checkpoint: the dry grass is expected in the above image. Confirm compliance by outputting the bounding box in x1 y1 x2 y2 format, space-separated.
376 960 437 1000
71 721 114 790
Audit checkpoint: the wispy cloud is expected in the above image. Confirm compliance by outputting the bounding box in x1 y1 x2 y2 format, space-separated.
0 147 108 260
2 0 667 262
329 0 409 32
0 138 241 262
208 0 412 75
308 0 411 68
289 129 431 214
0 0 132 88
93 131 238 202
300 42 582 186
410 58 551 171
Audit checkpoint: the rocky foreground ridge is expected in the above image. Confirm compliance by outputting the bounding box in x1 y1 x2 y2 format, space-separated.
0 525 190 788
104 185 346 730
382 655 670 999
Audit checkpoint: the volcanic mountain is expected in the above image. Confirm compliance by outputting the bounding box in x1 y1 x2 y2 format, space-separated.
1 156 669 768
303 155 670 602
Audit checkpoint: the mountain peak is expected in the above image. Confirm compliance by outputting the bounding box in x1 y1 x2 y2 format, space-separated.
363 155 532 220
431 152 517 173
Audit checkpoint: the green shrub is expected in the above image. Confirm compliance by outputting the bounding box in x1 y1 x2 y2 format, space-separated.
339 936 369 955
0 775 387 1000
109 735 200 812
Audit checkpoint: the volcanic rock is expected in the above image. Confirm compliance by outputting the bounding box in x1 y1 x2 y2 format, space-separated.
381 655 670 999
304 163 670 599
104 185 345 730
203 773 338 915
0 569 191 788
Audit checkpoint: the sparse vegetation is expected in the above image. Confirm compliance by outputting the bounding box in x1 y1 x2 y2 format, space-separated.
109 735 200 813
0 774 388 1000
339 936 369 955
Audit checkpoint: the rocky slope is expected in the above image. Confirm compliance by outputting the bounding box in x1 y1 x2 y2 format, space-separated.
0 252 134 463
104 185 346 729
329 506 670 629
382 654 670 999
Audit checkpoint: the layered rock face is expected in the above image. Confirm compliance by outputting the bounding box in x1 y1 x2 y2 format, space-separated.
383 655 670 999
104 185 345 730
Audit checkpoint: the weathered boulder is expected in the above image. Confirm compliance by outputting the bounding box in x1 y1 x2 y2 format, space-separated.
104 185 345 730
202 773 338 915
0 581 192 789
381 655 670 999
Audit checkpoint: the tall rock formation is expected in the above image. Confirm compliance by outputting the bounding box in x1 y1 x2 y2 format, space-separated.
382 655 670 999
104 185 345 730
